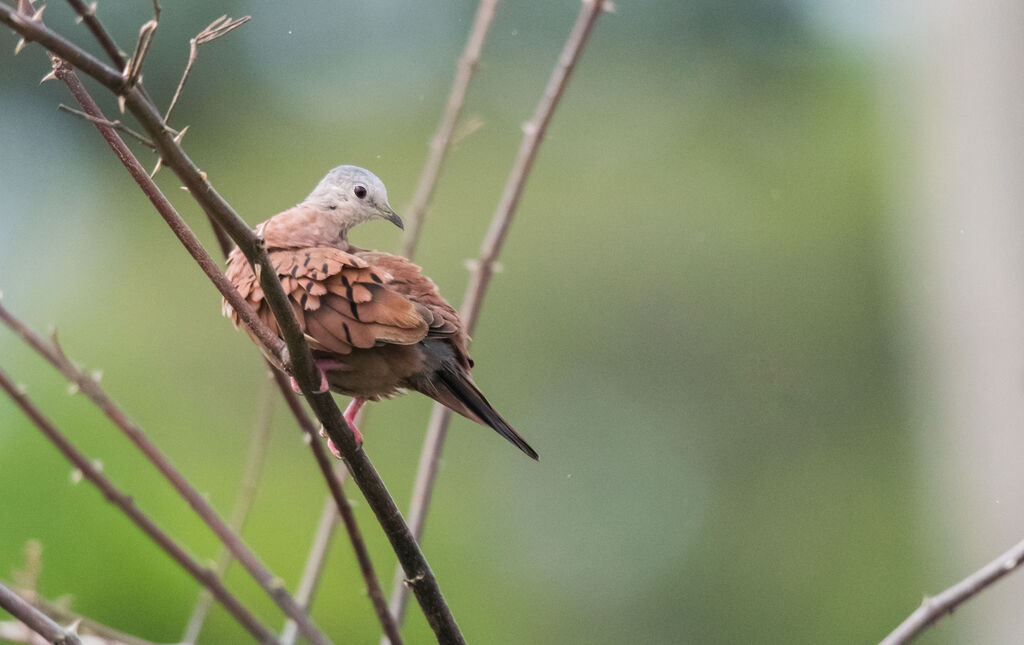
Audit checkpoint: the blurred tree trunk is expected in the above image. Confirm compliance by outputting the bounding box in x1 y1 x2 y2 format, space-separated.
898 1 1024 642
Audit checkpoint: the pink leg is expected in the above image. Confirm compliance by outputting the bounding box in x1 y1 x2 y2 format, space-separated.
290 359 349 395
324 398 366 459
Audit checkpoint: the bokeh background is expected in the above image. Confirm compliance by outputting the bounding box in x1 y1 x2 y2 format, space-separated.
3 1 1024 643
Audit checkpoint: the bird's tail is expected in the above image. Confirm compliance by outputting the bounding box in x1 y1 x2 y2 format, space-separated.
432 367 539 460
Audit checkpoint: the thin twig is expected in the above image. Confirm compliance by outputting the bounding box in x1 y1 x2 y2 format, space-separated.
387 0 608 627
880 536 1024 645
0 301 330 645
0 368 279 644
280 481 342 645
0 582 82 645
182 372 276 645
56 104 154 148
400 0 499 258
164 14 250 123
0 6 464 641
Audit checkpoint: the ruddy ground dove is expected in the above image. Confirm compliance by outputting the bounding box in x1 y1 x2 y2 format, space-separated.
223 165 538 460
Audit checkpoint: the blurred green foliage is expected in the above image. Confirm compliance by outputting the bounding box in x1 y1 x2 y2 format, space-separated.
0 1 947 644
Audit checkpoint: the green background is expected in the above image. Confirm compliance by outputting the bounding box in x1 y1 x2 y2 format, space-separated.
0 1 958 643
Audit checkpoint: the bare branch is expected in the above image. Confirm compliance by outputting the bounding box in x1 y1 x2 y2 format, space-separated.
182 372 276 645
388 0 608 627
400 0 499 258
0 582 82 645
0 5 464 640
880 536 1024 645
57 104 155 148
0 302 330 645
0 368 278 644
164 14 250 123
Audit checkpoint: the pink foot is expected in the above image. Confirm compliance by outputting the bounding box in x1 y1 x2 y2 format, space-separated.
344 398 366 444
326 438 342 459
317 398 365 460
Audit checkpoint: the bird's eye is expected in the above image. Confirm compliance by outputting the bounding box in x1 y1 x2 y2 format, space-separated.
354 185 367 199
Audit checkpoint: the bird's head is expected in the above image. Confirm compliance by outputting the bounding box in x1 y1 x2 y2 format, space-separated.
305 165 403 233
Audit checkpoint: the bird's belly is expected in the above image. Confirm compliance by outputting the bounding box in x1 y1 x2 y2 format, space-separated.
322 344 426 401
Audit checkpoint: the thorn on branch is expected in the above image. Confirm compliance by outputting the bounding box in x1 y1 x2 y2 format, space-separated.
73 2 96 24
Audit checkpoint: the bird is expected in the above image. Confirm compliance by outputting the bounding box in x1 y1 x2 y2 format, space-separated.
223 165 538 460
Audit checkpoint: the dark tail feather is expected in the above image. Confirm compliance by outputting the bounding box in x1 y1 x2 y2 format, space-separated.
434 368 539 460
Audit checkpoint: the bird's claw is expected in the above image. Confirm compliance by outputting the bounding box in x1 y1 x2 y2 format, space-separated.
288 367 330 395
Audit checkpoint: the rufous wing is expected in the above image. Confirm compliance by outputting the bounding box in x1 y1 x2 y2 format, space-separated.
224 246 429 354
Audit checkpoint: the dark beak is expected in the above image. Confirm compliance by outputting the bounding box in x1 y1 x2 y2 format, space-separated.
384 208 404 230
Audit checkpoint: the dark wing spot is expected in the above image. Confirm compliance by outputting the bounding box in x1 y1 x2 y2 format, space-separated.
370 273 382 284
344 282 360 320
290 265 298 278
300 293 308 308
341 274 350 287
303 253 311 267
322 263 329 274
342 322 353 345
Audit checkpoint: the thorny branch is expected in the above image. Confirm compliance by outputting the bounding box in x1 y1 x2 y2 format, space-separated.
386 0 609 627
0 368 280 644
